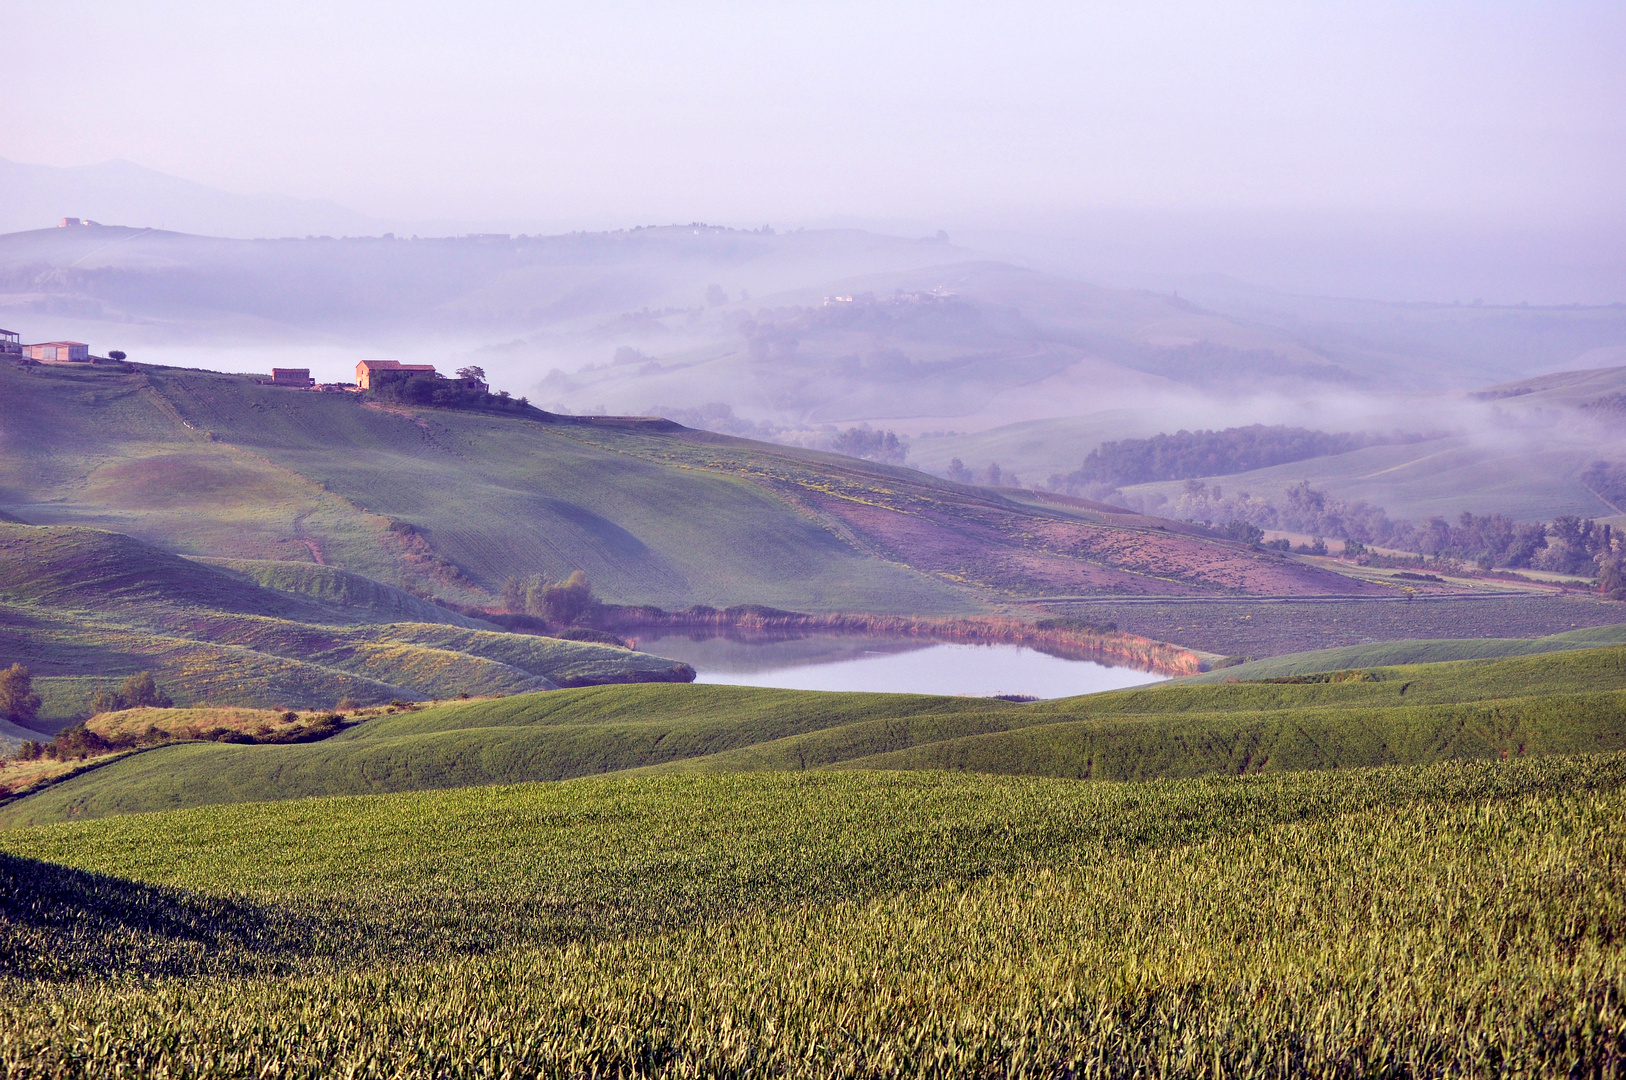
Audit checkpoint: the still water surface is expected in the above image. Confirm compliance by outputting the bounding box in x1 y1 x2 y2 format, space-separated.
633 632 1168 699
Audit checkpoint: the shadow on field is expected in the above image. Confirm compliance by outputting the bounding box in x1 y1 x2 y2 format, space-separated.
0 852 319 980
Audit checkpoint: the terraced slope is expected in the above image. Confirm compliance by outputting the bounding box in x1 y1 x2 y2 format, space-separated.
0 522 693 724
8 645 1626 826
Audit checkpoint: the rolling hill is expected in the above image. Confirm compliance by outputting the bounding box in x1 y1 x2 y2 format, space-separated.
0 521 694 727
0 360 1386 615
6 644 1624 826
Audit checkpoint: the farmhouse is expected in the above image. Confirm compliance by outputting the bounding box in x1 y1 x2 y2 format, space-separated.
268 368 315 387
0 330 19 357
356 359 437 390
25 342 90 364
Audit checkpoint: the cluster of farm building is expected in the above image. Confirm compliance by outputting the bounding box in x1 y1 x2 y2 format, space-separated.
5 327 482 396
263 360 486 393
1 328 104 365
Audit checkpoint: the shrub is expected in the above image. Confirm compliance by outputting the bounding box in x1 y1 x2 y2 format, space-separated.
541 571 593 626
50 724 111 760
1222 519 1264 545
87 672 174 716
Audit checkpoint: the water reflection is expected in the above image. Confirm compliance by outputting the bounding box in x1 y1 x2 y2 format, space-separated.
630 631 1167 699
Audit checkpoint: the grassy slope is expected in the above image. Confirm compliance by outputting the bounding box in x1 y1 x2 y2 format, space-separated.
0 523 358 625
0 687 1008 824
195 557 488 627
0 364 397 578
1178 623 1626 681
0 757 1621 1073
8 645 1626 826
0 522 692 722
908 410 1161 481
0 600 700 720
147 366 970 612
1121 431 1623 525
1026 591 1626 657
0 362 1393 616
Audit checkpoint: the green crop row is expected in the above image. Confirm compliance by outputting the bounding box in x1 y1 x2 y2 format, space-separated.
0 757 1622 1075
10 646 1626 826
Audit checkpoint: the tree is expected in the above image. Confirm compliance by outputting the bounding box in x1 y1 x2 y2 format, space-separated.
118 671 173 709
87 671 172 716
705 284 728 307
107 350 127 361
501 576 526 613
0 664 42 725
830 426 908 465
1222 520 1265 546
947 459 973 483
1599 546 1626 601
455 365 486 382
541 571 593 626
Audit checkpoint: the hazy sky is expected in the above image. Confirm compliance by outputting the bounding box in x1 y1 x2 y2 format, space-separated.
7 1 1622 231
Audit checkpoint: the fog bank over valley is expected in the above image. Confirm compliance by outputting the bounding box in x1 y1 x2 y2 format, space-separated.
4 213 1625 537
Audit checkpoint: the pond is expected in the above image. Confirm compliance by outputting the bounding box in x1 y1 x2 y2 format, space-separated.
630 631 1169 699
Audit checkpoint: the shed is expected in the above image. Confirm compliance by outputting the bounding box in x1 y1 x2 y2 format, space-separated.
25 342 90 363
270 368 315 387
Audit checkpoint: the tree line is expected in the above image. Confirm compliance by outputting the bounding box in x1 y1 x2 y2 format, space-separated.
1063 425 1405 488
1129 478 1624 591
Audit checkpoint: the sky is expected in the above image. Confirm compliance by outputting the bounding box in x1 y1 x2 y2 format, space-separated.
6 0 1623 233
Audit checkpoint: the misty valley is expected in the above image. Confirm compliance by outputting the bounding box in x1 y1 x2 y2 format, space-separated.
4 221 1626 1076
3 10 1626 1067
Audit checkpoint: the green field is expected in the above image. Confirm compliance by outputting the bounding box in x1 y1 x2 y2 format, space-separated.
8 644 1626 826
0 361 972 612
1034 591 1626 656
0 756 1621 1074
1179 623 1626 681
0 361 1409 619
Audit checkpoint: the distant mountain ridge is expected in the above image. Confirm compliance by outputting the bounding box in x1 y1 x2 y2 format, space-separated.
0 157 388 239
